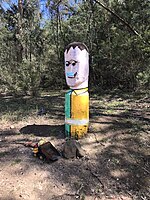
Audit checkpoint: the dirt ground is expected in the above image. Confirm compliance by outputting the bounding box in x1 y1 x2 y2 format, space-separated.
0 90 150 200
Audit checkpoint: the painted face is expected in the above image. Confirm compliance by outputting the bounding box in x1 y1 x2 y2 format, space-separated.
64 45 89 89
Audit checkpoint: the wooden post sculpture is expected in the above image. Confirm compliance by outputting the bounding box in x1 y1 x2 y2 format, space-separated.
64 42 89 138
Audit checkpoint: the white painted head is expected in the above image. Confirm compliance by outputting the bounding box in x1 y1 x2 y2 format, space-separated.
64 42 89 89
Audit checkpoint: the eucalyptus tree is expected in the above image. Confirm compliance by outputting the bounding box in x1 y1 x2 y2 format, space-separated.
42 0 83 88
77 0 150 90
0 0 46 95
105 0 150 89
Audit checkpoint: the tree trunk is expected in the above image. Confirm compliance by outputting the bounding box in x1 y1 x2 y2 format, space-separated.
17 0 23 62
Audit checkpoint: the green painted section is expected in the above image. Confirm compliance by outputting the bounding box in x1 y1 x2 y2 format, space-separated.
65 90 72 137
65 90 72 118
65 124 70 137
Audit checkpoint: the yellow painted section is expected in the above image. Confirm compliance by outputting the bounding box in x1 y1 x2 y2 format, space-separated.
71 89 89 138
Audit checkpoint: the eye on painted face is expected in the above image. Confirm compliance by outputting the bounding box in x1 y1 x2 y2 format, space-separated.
64 45 89 89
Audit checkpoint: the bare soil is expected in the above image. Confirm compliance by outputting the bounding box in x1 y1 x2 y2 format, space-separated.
0 90 150 200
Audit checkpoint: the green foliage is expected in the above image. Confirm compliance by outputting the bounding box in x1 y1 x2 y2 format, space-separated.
137 71 150 88
0 58 43 96
0 0 45 95
0 0 149 95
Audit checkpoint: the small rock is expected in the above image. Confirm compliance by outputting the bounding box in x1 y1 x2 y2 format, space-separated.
62 138 86 159
10 125 15 129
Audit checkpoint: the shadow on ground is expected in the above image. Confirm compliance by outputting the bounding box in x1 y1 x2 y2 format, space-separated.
20 124 65 138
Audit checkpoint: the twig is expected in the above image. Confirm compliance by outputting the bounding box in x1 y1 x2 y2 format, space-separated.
141 196 146 200
142 167 150 174
126 191 134 198
88 166 105 189
93 132 105 146
76 184 84 195
94 0 139 36
94 0 147 44
118 196 124 200
65 193 76 197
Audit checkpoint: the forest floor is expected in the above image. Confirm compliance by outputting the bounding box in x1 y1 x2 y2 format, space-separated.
0 90 150 200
